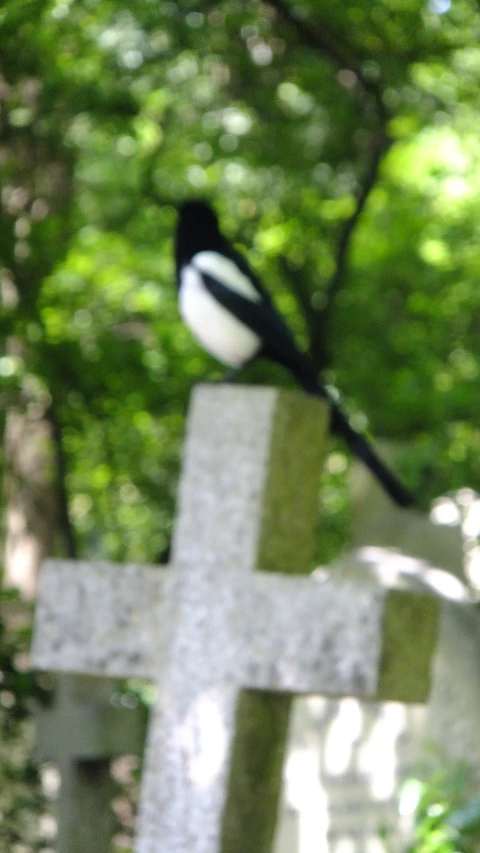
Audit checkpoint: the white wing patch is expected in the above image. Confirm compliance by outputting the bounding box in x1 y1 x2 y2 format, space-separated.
179 252 262 368
191 251 261 302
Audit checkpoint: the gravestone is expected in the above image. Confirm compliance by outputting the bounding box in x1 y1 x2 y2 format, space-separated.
34 674 147 853
273 478 478 853
32 386 449 853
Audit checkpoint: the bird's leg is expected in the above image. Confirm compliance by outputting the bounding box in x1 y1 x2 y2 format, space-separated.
219 366 246 384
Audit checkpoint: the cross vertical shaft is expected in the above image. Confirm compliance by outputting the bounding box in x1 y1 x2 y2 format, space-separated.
137 386 328 853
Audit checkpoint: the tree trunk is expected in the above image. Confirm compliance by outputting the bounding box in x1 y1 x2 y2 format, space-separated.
3 404 58 598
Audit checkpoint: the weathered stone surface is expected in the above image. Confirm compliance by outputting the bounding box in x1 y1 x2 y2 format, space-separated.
34 675 146 853
35 674 147 760
428 599 480 766
33 556 440 702
31 386 445 853
135 385 329 853
33 561 169 678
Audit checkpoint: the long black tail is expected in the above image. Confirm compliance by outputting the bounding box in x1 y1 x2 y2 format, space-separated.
328 403 414 507
282 357 415 508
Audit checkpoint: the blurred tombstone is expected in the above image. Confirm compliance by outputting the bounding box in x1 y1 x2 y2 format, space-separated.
274 467 480 853
351 454 465 582
34 675 147 853
32 386 451 853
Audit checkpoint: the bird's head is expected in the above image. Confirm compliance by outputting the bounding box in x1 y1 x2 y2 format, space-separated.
175 200 224 270
178 199 218 227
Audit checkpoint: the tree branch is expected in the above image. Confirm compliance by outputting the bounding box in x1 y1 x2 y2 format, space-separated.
46 403 77 559
307 128 391 372
325 129 391 309
261 0 394 372
277 255 329 365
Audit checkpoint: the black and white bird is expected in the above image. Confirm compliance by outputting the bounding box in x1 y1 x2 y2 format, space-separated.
175 199 414 508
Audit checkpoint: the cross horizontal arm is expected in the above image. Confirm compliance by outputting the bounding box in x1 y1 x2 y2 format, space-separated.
31 560 171 679
32 551 442 703
244 567 439 702
244 572 384 695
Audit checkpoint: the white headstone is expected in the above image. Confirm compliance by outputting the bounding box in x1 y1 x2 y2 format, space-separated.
273 482 477 853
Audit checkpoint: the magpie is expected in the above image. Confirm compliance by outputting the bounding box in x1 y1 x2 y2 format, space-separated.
175 199 414 508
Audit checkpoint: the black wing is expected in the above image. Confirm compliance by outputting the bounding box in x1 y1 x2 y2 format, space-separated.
202 271 414 507
200 270 321 394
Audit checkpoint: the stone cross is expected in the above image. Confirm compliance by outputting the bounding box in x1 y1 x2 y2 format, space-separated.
32 386 442 853
34 674 146 853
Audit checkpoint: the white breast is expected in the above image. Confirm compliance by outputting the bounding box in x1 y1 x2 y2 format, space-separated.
179 251 262 368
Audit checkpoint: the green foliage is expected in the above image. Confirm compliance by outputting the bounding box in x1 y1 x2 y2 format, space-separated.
0 587 51 851
2 0 480 563
403 764 480 853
